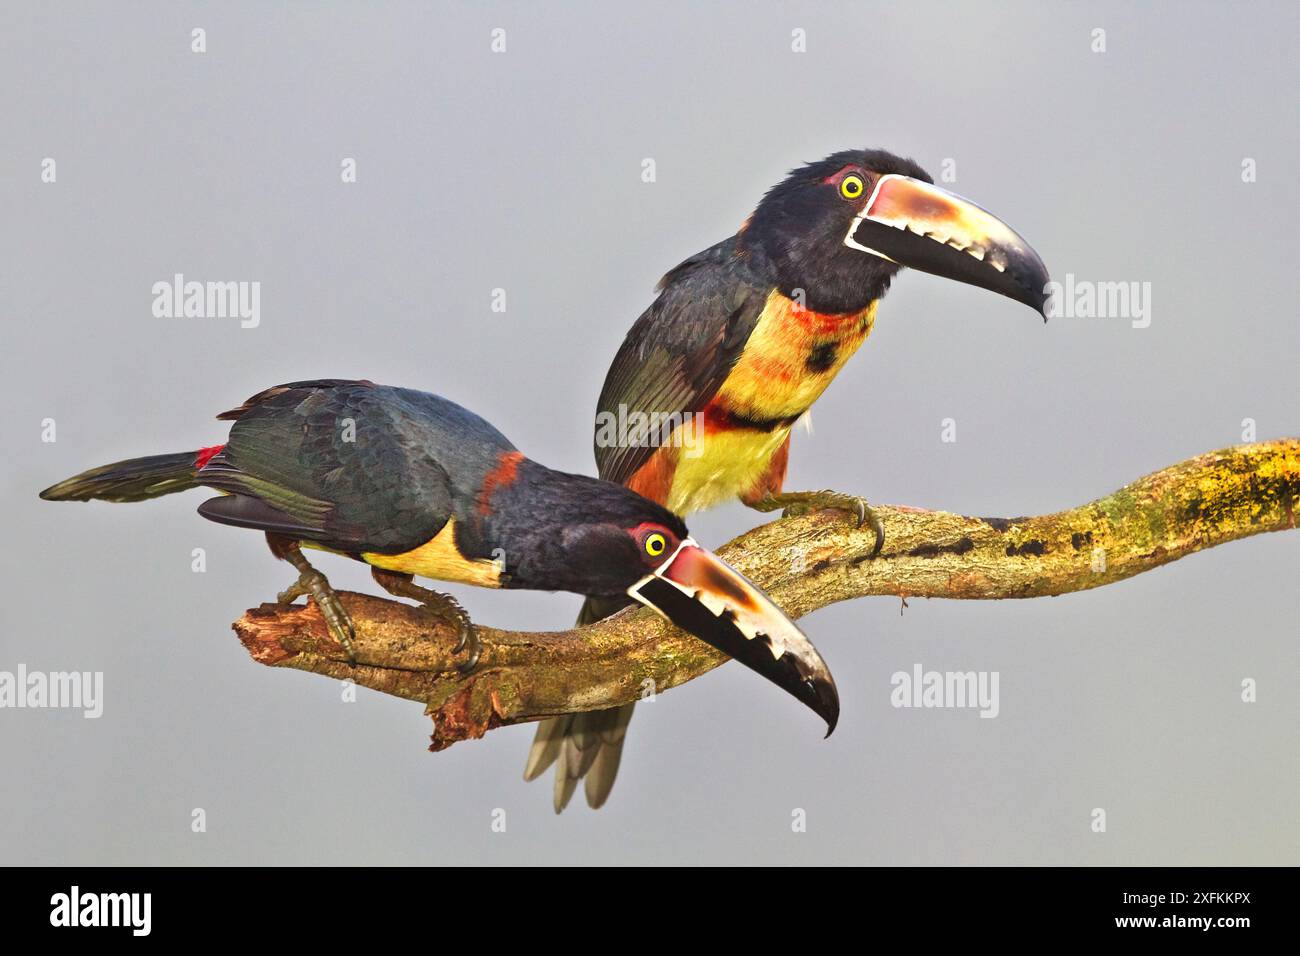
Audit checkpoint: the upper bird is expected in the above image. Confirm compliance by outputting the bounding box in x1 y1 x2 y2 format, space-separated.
40 379 839 734
526 147 1051 809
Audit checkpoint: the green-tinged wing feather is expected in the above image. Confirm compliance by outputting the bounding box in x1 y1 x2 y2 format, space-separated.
200 382 455 554
594 238 767 486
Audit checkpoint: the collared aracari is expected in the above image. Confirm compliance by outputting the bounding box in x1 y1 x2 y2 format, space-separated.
526 148 1051 810
40 379 839 732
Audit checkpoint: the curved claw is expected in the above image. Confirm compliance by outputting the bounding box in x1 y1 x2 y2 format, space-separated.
852 498 867 525
454 620 481 673
867 510 885 558
457 640 482 673
844 496 885 558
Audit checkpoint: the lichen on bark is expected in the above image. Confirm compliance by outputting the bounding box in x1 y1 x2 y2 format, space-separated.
231 439 1299 751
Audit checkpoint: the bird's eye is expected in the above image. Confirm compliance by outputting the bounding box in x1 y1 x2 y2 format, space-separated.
839 174 866 200
644 532 668 558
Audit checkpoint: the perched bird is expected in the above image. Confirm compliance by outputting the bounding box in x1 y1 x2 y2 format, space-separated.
527 148 1051 809
40 379 839 732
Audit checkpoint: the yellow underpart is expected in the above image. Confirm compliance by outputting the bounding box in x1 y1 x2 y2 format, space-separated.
716 290 875 422
667 424 792 515
664 291 877 515
361 517 502 588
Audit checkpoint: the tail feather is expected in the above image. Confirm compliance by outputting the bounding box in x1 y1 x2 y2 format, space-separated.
39 451 205 503
522 717 566 782
582 706 633 809
524 594 637 812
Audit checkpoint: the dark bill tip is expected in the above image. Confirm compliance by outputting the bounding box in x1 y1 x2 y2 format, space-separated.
847 175 1051 319
630 572 839 735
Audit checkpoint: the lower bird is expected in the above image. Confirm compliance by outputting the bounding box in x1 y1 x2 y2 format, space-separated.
40 379 838 736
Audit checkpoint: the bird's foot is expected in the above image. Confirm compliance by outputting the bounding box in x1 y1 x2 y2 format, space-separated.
371 568 481 672
276 580 309 604
278 568 358 662
752 489 885 558
437 597 481 673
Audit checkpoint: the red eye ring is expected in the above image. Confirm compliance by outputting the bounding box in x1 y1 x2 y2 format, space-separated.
822 165 871 201
629 522 676 560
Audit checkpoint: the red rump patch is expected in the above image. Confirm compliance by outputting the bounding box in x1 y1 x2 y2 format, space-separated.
477 450 525 516
194 444 225 470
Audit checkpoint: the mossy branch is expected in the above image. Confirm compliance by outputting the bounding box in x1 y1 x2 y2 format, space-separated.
232 440 1299 751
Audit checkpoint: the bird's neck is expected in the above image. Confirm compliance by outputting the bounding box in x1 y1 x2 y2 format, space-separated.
738 231 896 315
473 462 631 592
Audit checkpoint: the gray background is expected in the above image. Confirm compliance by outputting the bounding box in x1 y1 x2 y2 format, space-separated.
2 1 1296 865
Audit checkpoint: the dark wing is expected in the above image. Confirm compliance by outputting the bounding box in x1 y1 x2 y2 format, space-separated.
215 378 373 421
198 381 453 554
594 238 768 485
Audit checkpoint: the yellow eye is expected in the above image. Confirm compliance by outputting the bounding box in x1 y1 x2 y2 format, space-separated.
839 174 866 200
644 532 667 558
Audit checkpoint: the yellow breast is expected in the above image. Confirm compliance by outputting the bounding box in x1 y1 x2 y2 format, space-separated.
715 290 875 422
362 517 502 588
667 425 792 514
662 291 876 514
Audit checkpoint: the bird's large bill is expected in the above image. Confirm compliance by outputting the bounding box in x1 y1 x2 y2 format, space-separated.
627 538 839 735
845 173 1051 316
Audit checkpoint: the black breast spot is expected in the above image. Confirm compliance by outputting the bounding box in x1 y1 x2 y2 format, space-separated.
805 342 838 374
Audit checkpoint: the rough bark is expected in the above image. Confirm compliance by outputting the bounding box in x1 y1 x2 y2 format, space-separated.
232 440 1299 751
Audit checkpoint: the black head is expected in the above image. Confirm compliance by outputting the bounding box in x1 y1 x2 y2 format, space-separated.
488 465 689 596
741 149 932 314
739 148 1051 317
485 462 839 733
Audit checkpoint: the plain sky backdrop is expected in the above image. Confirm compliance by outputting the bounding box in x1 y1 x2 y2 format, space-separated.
2 1 1296 865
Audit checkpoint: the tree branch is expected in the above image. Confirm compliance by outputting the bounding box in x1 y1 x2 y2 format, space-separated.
232 440 1299 751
